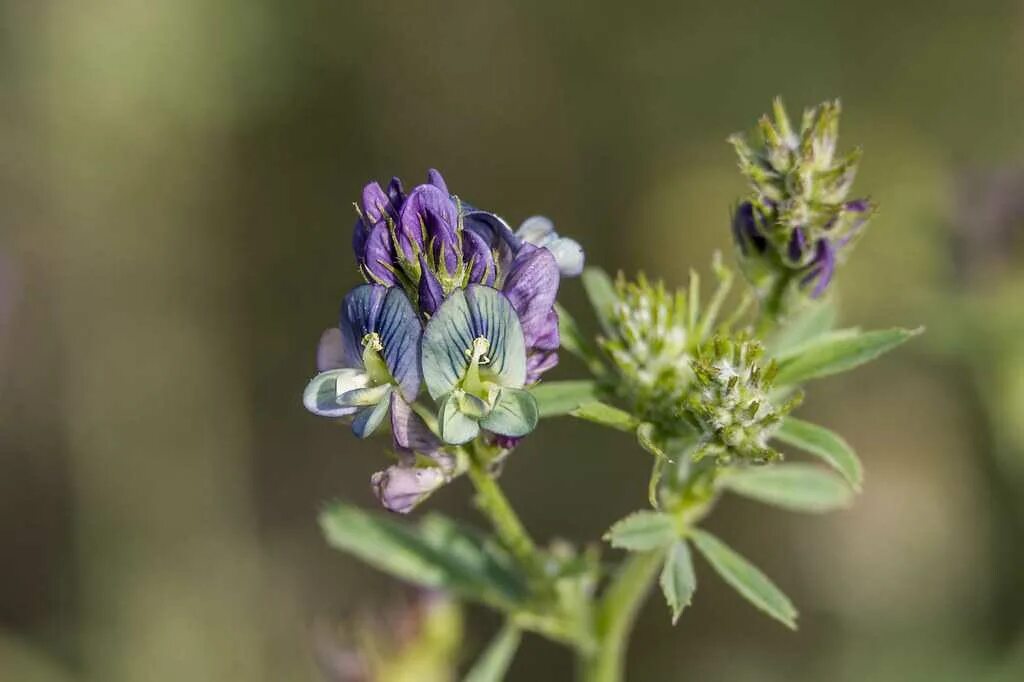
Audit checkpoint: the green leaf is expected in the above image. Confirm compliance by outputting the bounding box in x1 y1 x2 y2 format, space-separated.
774 327 922 386
320 503 527 609
463 623 521 682
604 511 678 551
690 528 797 629
660 541 697 624
570 401 638 432
479 388 539 437
555 302 605 373
720 463 853 513
581 267 618 337
530 380 601 417
775 417 863 489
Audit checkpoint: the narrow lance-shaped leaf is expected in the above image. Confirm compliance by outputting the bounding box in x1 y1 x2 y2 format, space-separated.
660 540 697 624
773 327 922 386
720 463 853 513
462 623 522 682
690 528 798 629
530 380 600 418
604 511 678 551
319 503 526 609
581 267 618 337
555 302 605 374
570 401 638 432
775 416 863 489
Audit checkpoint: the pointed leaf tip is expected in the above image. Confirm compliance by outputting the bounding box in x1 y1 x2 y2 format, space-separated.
605 511 678 551
660 541 697 624
690 528 798 629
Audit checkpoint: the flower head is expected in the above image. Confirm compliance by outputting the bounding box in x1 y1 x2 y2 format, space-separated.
597 257 737 434
730 98 875 302
685 335 801 465
600 273 693 427
350 170 579 385
307 168 584 512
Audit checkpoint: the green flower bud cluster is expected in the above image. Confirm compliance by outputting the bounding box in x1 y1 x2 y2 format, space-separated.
686 334 801 465
599 273 694 430
597 258 740 435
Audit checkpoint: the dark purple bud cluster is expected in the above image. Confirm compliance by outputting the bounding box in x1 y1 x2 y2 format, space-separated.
730 99 875 301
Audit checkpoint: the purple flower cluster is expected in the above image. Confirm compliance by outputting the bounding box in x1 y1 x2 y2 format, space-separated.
309 169 583 513
351 169 580 383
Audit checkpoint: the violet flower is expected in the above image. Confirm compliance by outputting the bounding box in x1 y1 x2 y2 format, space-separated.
350 169 582 384
304 284 421 437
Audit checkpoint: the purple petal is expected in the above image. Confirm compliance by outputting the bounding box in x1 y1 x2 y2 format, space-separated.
339 284 387 368
417 254 445 315
399 185 458 270
732 202 767 256
386 176 405 206
371 464 446 514
530 310 560 351
390 393 442 455
360 223 397 285
462 228 495 286
491 434 522 450
501 244 560 348
316 327 347 371
376 287 423 401
844 198 871 213
426 168 449 195
526 349 559 384
787 227 807 263
352 217 370 260
801 240 836 298
361 181 396 226
462 207 519 272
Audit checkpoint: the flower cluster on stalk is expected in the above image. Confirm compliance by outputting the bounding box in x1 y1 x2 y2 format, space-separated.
687 335 800 464
730 98 874 306
595 261 794 465
304 170 583 513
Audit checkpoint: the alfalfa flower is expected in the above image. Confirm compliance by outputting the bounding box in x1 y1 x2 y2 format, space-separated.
303 284 421 437
421 285 539 444
730 98 875 302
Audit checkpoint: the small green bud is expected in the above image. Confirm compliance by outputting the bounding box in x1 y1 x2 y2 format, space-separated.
684 334 797 465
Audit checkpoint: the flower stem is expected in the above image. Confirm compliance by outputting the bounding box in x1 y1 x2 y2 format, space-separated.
465 457 545 580
577 548 667 682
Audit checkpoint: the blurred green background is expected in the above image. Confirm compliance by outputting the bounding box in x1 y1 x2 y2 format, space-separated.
2 1 1023 680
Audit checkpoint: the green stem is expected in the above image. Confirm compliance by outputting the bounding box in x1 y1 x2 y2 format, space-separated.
465 458 545 579
577 549 667 682
755 273 792 337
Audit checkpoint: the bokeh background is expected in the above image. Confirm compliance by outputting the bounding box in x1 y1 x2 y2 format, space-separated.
2 1 1024 680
